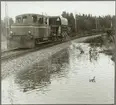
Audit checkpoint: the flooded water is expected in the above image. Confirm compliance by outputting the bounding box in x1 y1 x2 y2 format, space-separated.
2 42 114 104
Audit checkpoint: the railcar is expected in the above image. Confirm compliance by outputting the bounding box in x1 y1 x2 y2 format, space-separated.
49 16 69 41
7 13 69 49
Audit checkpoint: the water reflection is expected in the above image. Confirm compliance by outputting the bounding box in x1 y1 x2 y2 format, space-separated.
88 36 115 62
15 49 69 93
89 43 103 48
89 45 99 63
2 42 114 104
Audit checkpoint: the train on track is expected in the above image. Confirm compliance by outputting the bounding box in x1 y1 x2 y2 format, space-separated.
7 13 114 49
8 13 70 49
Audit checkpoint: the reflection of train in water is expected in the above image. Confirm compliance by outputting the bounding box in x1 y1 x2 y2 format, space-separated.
15 48 69 92
8 13 69 49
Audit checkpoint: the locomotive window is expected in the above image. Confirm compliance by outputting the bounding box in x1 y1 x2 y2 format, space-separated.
22 16 27 23
45 18 47 24
16 17 21 23
38 18 43 24
56 18 60 21
56 19 60 25
49 18 60 25
32 15 37 23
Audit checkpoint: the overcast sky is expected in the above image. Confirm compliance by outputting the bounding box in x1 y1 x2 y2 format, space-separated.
1 1 115 20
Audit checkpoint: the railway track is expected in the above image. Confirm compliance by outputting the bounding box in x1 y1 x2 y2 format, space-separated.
1 33 106 61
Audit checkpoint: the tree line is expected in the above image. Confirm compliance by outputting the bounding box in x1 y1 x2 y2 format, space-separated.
61 11 115 34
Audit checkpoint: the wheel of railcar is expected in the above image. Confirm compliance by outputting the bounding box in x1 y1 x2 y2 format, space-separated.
61 31 65 41
58 36 62 41
51 33 56 41
67 33 70 41
62 31 69 41
64 31 69 40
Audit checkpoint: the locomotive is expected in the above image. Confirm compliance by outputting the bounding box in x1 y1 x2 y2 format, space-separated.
7 13 69 49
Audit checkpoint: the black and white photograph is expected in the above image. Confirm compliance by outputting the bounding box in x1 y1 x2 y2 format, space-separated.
1 1 115 104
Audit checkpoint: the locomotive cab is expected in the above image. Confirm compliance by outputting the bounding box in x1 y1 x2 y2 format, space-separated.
8 14 50 49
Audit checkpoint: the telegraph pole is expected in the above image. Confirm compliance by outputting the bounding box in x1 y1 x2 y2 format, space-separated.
95 17 98 30
111 20 113 28
5 2 9 38
75 12 77 33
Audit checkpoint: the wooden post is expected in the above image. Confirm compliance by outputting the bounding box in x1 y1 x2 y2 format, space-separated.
5 2 9 38
75 12 77 33
95 17 98 30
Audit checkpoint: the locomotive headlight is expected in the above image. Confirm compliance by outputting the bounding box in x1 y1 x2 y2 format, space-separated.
10 31 13 35
28 31 33 39
28 31 31 34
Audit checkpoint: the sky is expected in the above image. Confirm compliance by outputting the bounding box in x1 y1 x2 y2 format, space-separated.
1 1 115 20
